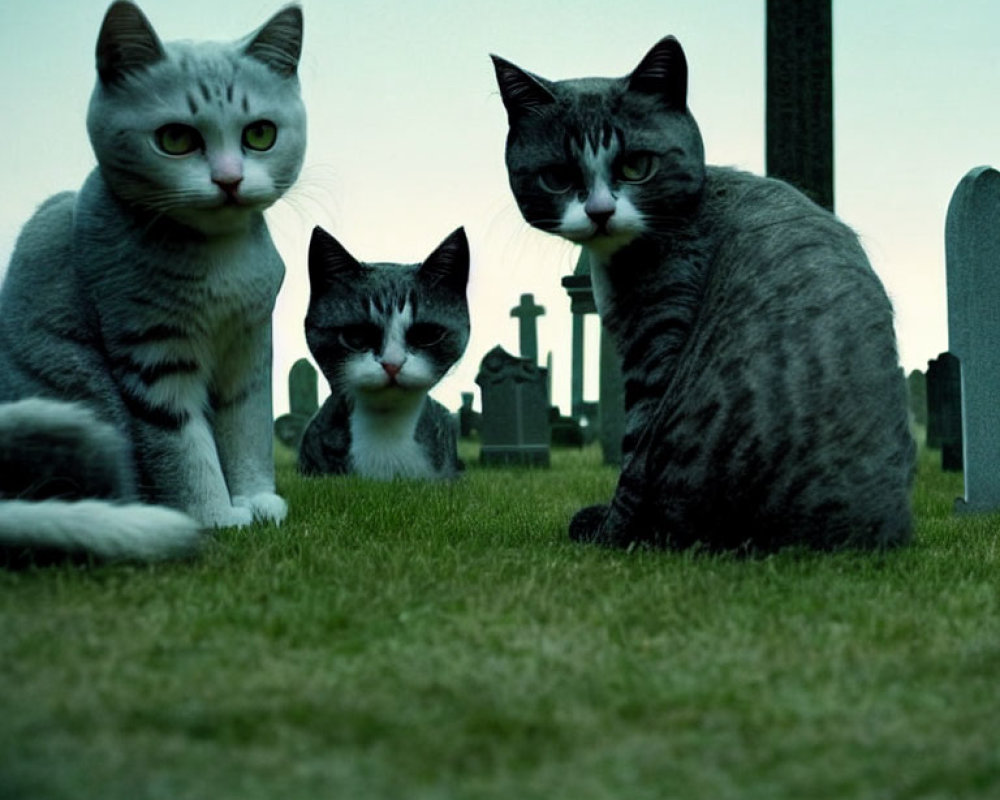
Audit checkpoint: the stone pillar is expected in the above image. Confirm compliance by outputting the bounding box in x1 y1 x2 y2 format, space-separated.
766 0 834 211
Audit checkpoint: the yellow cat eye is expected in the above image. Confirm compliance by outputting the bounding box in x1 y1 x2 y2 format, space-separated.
243 120 277 151
618 153 658 183
538 166 575 195
155 124 202 156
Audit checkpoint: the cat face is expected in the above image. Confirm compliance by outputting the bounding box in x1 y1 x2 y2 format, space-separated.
86 2 306 236
493 37 706 259
305 228 471 412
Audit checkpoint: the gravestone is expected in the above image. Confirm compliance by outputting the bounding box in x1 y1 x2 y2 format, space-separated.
475 345 550 466
510 293 545 364
906 369 927 430
766 0 834 211
273 358 319 450
458 392 481 439
946 166 1000 509
562 254 625 466
925 353 963 472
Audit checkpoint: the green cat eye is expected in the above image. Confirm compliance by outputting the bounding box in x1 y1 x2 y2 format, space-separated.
617 153 658 183
155 124 202 156
339 324 382 353
407 323 448 349
243 120 277 151
538 166 575 195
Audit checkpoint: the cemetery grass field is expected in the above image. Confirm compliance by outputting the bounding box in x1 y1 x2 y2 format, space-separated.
2 437 999 799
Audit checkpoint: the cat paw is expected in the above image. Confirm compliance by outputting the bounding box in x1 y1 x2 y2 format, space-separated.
196 505 255 529
233 492 288 525
569 504 610 544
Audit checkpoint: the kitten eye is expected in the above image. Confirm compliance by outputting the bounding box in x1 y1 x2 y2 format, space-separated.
243 120 277 152
155 124 202 156
407 323 448 349
617 153 659 183
339 324 382 352
538 166 575 195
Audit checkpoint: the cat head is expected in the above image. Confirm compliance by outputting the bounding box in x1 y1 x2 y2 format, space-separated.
492 37 705 258
305 227 471 411
86 2 306 236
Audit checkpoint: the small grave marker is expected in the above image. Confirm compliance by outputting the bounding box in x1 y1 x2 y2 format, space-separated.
274 358 319 450
475 345 550 466
510 293 545 364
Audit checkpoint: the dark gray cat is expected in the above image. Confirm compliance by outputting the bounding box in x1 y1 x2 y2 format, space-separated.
299 227 470 480
492 37 914 551
0 2 305 562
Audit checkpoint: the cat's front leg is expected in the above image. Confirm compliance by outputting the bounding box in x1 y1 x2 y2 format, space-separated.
212 331 287 525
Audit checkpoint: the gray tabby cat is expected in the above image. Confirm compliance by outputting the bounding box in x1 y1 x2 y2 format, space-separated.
492 37 914 551
0 2 305 563
299 227 470 480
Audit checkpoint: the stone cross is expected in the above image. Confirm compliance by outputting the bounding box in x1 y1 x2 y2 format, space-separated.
766 0 834 211
510 293 545 364
946 166 1000 509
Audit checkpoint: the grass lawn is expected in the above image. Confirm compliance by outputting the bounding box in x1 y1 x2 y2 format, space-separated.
1 439 998 799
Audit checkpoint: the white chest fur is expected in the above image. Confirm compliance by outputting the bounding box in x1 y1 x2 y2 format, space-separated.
348 396 435 480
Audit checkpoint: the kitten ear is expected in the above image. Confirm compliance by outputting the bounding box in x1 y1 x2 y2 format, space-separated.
244 5 303 77
491 55 556 123
419 228 470 296
309 226 363 293
627 36 688 109
95 1 165 85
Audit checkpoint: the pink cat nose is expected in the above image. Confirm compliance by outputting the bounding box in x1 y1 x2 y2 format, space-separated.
381 362 402 379
214 177 243 198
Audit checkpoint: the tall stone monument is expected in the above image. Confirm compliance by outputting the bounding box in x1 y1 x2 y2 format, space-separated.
510 293 545 364
766 0 834 211
946 166 1000 510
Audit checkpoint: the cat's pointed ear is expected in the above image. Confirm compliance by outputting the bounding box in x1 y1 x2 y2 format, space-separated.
420 228 470 296
491 55 556 123
95 1 166 85
309 226 362 293
245 5 303 77
627 36 688 109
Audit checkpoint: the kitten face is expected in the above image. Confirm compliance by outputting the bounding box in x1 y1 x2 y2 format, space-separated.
306 228 471 413
493 37 706 259
86 3 306 236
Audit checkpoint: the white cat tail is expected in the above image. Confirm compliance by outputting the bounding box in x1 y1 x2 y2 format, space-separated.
0 500 202 562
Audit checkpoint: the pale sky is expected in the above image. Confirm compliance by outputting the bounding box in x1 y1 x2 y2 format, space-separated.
1 1 998 415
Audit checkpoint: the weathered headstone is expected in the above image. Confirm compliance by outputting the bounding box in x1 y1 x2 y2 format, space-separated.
906 369 927 430
946 166 1000 508
562 258 625 466
274 358 319 450
510 293 546 364
475 345 550 466
925 353 963 472
766 0 834 211
458 392 481 439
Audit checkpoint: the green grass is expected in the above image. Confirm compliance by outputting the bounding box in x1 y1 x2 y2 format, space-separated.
2 441 999 799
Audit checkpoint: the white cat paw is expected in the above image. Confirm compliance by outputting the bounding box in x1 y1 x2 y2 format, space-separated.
233 492 288 525
195 504 255 529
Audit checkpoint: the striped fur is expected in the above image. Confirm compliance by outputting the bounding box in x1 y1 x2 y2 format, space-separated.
0 3 305 563
299 228 470 480
494 37 914 551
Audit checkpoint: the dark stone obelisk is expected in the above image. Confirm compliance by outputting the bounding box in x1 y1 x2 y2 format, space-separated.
766 0 834 212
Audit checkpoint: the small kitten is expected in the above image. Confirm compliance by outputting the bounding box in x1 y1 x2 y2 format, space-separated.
0 2 306 562
492 37 914 551
299 227 470 480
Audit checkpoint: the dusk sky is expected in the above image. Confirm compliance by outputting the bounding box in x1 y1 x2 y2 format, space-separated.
1 1 998 414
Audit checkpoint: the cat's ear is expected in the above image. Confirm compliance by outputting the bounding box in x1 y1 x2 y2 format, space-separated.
95 1 165 85
309 226 363 293
244 5 303 77
491 55 556 123
627 36 688 109
420 228 470 296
